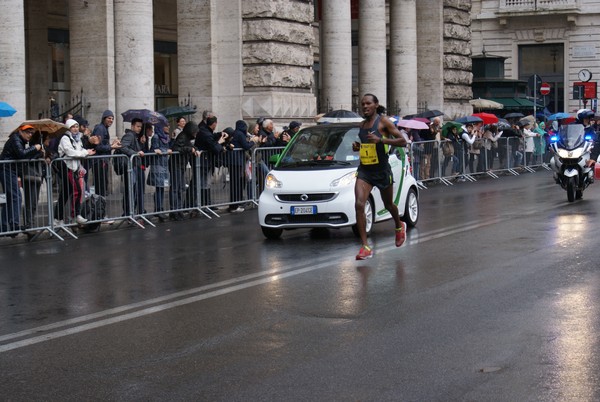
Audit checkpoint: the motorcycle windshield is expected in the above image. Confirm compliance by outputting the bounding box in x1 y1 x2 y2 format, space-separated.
558 124 585 150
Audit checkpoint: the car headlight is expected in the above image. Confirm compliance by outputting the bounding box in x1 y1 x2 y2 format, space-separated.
265 173 283 189
330 171 356 187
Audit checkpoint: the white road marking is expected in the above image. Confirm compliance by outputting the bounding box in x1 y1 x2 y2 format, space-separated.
0 218 501 353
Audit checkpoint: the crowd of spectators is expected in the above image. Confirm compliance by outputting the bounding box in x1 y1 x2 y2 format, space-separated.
0 109 302 236
404 110 599 182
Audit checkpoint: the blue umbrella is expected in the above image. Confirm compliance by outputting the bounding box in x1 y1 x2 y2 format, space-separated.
0 101 17 117
121 109 168 126
455 115 483 124
548 112 571 121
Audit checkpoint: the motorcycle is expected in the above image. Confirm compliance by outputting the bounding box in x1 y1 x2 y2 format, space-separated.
549 123 595 202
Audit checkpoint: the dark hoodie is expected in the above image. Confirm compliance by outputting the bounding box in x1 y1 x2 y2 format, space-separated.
171 122 198 154
91 109 114 155
228 120 254 166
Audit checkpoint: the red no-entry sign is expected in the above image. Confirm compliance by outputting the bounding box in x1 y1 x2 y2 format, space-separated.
540 82 551 96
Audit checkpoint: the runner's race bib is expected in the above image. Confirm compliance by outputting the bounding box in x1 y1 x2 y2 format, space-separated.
359 143 379 165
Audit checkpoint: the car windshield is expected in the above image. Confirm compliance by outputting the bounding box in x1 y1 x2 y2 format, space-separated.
558 124 585 150
276 125 360 169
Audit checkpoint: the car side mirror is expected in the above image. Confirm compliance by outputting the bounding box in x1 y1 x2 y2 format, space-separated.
269 154 280 164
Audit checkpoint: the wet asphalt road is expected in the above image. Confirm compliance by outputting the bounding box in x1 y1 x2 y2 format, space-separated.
1 170 599 401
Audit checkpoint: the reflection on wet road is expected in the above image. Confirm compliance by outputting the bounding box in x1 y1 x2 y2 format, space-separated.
1 172 599 400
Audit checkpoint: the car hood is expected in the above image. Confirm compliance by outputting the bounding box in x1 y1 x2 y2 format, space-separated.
266 167 356 192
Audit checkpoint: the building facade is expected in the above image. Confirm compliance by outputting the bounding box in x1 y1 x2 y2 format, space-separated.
0 0 473 144
471 0 600 115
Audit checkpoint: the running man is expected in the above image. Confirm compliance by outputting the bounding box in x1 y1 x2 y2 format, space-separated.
353 93 408 260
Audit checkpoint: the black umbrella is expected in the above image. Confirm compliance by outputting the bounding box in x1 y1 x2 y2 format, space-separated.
322 109 361 118
317 109 363 123
415 109 444 119
504 112 524 119
158 105 197 119
497 118 511 130
121 109 168 126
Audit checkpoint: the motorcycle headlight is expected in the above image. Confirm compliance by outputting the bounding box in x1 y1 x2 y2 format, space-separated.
265 173 283 189
557 148 583 159
330 171 357 187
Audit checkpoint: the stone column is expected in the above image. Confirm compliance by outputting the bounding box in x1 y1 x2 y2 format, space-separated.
242 0 316 125
212 0 243 125
114 0 154 135
26 0 49 120
321 0 352 111
389 0 417 116
0 0 26 140
416 0 444 114
440 2 473 118
358 0 387 108
69 0 116 130
176 0 215 119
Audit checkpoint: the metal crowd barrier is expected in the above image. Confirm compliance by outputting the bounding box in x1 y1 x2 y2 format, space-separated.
2 136 552 241
1 158 59 240
407 136 551 187
249 146 285 204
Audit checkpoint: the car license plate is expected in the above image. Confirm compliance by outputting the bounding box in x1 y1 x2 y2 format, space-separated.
291 205 317 215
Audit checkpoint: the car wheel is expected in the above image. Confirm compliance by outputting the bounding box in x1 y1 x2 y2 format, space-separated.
261 226 283 239
402 187 419 227
352 196 374 237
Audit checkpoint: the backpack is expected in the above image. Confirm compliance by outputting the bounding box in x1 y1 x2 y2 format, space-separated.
441 141 454 157
51 134 75 174
81 194 106 232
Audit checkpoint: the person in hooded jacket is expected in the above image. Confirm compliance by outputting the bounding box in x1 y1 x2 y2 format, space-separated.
119 118 145 217
90 110 120 197
194 116 228 208
58 119 96 225
169 121 199 220
227 120 255 213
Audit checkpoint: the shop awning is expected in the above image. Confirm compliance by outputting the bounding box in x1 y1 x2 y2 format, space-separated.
488 97 544 109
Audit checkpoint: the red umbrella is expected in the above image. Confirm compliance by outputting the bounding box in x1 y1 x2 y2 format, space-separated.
472 113 499 125
411 117 431 124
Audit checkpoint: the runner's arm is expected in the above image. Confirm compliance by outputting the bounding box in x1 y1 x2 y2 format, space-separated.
379 116 407 147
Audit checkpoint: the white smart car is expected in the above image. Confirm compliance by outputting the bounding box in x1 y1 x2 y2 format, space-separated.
258 123 419 239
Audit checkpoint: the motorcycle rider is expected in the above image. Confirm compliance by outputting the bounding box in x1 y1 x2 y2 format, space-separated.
578 109 600 169
577 109 596 138
586 128 600 169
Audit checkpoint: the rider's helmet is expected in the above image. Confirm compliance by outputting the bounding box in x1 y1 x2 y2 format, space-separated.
576 109 595 124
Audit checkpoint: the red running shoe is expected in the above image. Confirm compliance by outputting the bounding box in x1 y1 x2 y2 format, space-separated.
395 222 407 247
355 245 373 260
